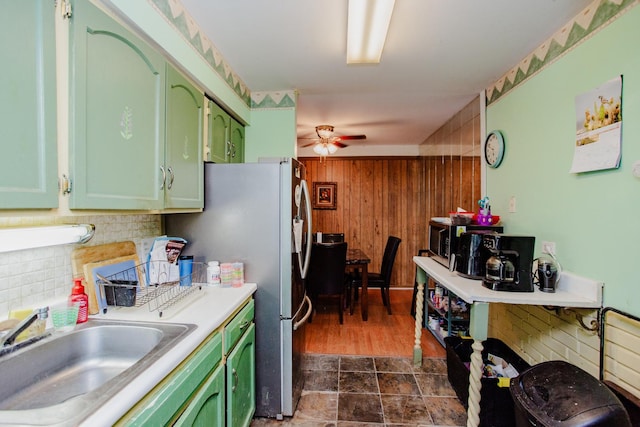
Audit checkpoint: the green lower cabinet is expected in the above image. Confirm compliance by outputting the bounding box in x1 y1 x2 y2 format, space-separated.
116 298 255 426
226 323 256 427
174 364 225 427
115 332 223 426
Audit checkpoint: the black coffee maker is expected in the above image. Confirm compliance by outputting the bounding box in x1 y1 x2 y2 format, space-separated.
454 230 499 279
482 234 535 292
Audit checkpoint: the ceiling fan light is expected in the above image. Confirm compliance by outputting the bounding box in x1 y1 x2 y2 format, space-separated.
327 143 339 154
347 0 395 64
316 125 334 139
313 143 327 155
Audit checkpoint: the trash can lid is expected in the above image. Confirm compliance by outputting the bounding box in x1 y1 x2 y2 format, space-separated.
510 360 628 425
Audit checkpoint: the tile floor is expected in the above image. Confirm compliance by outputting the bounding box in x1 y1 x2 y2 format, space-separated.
251 353 467 427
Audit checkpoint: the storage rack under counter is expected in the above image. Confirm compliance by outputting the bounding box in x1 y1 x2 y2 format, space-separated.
425 284 470 346
412 255 603 427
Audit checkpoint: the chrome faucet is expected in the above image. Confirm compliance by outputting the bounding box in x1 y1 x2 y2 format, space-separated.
1 307 49 348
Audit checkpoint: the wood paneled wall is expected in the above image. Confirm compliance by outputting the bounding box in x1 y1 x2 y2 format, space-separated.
301 156 481 288
425 156 482 222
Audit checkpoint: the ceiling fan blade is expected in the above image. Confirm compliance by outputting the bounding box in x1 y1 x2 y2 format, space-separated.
336 134 366 141
332 141 348 148
301 141 319 148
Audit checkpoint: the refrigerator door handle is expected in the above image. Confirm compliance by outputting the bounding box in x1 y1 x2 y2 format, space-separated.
299 179 313 279
293 295 312 331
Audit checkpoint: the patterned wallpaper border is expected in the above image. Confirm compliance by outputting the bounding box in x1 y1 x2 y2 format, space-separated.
486 0 638 105
149 0 635 110
148 0 252 107
250 91 297 109
149 0 298 110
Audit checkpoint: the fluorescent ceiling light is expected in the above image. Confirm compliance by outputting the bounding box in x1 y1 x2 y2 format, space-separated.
347 0 395 64
0 224 95 253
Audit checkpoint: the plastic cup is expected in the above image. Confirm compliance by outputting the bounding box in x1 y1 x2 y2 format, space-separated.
51 303 79 333
179 255 194 286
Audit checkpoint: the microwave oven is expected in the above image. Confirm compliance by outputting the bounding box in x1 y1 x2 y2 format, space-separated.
428 220 503 268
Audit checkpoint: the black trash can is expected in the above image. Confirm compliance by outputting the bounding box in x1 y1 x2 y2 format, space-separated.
510 360 631 427
445 336 530 427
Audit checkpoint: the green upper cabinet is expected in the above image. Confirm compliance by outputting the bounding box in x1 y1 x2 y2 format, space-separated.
229 117 245 164
206 99 244 164
207 100 230 164
0 0 58 209
69 0 165 210
165 65 204 209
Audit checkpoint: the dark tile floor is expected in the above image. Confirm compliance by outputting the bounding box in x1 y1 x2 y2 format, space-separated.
251 354 467 427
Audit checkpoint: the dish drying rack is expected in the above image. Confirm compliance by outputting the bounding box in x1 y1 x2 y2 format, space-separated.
96 261 207 317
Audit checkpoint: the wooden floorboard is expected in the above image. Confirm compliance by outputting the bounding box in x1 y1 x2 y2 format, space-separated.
303 288 446 358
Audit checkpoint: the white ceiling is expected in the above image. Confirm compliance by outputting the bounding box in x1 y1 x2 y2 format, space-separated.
179 0 588 154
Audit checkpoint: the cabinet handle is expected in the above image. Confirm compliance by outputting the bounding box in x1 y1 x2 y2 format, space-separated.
239 320 250 330
226 140 232 158
167 167 175 190
160 166 166 190
232 368 238 392
231 143 236 158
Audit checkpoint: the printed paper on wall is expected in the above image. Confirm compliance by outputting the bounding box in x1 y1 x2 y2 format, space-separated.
570 76 622 173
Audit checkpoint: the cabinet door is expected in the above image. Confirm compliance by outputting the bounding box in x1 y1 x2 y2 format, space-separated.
0 0 58 209
115 332 223 426
69 0 165 210
174 364 225 427
165 65 203 209
207 100 230 163
229 118 245 164
226 323 256 427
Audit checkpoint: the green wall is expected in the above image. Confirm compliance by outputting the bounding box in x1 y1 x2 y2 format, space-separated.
486 6 640 316
244 108 297 162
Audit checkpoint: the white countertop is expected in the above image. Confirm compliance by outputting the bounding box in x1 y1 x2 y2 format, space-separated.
82 282 257 426
414 256 602 308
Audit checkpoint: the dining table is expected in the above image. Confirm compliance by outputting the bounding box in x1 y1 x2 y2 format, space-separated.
346 248 371 321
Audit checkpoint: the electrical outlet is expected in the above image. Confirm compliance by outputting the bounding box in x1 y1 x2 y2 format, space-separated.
542 241 556 255
509 196 517 213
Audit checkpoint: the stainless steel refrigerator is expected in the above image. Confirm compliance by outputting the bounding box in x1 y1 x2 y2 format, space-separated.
164 158 313 419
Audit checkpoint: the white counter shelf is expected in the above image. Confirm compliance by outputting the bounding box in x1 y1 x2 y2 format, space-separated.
412 256 603 427
414 256 602 308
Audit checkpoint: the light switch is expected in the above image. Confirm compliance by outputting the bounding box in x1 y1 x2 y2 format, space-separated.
509 196 517 213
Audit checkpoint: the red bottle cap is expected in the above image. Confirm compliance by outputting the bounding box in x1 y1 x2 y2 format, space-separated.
72 278 86 294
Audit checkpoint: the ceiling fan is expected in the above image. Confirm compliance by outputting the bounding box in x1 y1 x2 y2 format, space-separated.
300 125 366 156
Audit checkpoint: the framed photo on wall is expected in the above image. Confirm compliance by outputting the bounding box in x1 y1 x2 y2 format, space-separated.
312 182 337 210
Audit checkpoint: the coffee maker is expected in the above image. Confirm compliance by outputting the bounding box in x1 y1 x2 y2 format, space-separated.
482 234 535 292
454 230 499 279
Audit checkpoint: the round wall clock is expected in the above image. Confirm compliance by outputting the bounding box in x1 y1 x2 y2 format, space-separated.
484 130 505 168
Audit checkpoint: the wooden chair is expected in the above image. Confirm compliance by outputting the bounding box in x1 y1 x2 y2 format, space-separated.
306 242 348 324
350 236 401 315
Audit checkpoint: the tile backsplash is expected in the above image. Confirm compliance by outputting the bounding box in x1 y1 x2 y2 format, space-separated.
0 215 161 318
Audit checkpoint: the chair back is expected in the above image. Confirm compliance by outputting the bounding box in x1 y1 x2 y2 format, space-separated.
379 236 402 286
307 242 348 296
320 233 345 243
